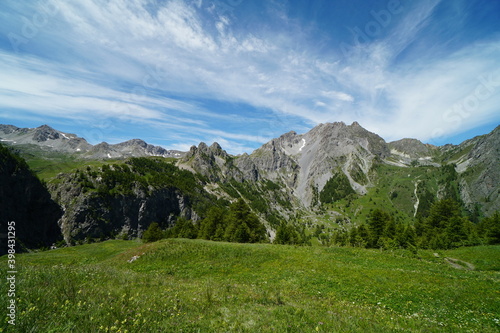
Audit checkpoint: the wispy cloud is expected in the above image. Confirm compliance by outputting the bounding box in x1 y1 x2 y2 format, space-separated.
0 0 498 152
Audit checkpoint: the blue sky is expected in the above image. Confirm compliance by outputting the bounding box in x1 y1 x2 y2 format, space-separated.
0 0 499 154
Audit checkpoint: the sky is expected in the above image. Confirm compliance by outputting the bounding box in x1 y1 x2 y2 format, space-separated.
0 0 499 154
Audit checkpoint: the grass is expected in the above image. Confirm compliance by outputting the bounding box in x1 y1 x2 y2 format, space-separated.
28 156 124 182
11 144 124 181
442 246 500 271
1 239 499 332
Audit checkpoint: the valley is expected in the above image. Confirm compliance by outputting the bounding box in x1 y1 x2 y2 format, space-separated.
1 121 500 332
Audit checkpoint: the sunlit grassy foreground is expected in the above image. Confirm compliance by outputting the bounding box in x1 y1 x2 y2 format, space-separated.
1 239 499 332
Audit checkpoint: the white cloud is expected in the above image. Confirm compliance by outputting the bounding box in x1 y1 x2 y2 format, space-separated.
0 0 498 152
321 90 355 102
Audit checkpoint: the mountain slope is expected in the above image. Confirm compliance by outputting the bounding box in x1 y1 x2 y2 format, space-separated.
178 121 499 219
448 125 500 216
2 122 499 247
48 157 216 243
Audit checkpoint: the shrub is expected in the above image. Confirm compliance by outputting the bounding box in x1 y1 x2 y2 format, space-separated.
142 222 164 243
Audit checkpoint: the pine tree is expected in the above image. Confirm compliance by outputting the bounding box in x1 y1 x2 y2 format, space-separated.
224 199 267 243
274 223 291 245
357 224 369 248
367 209 391 248
426 198 461 230
198 206 226 240
478 212 500 244
142 222 164 243
445 216 467 248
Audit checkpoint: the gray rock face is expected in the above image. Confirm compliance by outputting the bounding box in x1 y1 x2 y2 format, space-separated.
179 142 245 182
0 144 62 252
181 121 499 216
33 124 61 142
50 178 196 243
389 138 435 158
450 125 500 216
4 121 499 240
235 122 390 206
87 139 183 159
387 138 440 166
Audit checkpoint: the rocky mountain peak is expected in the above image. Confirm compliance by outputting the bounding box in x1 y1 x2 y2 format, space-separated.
210 142 222 150
388 138 436 159
0 124 19 134
33 124 60 142
118 139 148 148
278 130 298 141
209 142 227 157
179 141 238 182
198 142 209 151
94 142 110 149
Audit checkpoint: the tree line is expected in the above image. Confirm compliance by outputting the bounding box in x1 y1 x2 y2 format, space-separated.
329 198 500 250
143 199 268 244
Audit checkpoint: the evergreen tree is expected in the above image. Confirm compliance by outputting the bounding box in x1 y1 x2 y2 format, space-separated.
384 217 397 239
198 206 226 241
332 229 348 246
445 216 467 248
401 226 417 249
367 209 392 248
223 199 267 243
420 198 472 249
425 198 461 230
357 224 369 248
319 172 355 204
167 217 197 239
142 222 164 243
348 227 358 247
478 212 500 244
274 222 304 245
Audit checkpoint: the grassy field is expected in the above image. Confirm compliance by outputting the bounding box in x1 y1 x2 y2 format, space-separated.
1 240 499 332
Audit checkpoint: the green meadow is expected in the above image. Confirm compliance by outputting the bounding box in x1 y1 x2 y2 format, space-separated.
1 239 499 332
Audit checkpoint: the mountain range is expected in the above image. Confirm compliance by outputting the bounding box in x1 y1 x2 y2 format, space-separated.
0 124 184 159
0 122 498 248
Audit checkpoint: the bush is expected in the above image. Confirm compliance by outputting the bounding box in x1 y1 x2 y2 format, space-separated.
142 222 164 243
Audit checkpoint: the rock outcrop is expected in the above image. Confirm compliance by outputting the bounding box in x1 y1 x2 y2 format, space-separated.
449 125 500 216
0 144 62 253
51 182 196 243
179 142 245 182
2 121 499 249
234 122 389 206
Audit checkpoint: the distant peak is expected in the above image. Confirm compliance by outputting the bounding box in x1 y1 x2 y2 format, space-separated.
37 124 54 130
120 139 147 148
210 142 222 151
94 142 110 148
198 142 209 151
33 124 60 142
